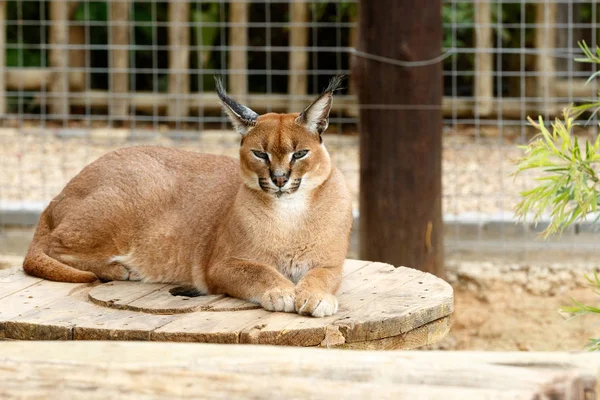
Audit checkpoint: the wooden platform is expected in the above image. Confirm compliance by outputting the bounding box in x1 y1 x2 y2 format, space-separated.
0 260 453 349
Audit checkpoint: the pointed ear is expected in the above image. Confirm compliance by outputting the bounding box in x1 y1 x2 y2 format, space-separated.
296 75 344 135
215 76 259 136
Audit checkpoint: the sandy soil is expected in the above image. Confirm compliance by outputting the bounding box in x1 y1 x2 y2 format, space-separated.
430 283 599 351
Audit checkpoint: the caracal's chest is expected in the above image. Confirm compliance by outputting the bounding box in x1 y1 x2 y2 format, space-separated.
246 194 319 283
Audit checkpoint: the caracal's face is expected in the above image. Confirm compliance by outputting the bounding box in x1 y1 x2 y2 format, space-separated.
239 113 332 198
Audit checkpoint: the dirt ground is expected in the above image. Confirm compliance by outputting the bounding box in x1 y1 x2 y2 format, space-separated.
430 282 599 351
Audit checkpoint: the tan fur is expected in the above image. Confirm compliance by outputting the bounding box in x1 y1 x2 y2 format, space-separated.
23 90 353 317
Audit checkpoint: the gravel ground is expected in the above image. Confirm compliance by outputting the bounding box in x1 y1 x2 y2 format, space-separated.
0 125 550 215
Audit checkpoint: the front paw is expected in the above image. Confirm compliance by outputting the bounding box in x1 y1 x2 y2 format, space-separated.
260 286 296 313
295 288 338 318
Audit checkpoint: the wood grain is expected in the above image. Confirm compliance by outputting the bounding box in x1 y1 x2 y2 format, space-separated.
0 342 597 400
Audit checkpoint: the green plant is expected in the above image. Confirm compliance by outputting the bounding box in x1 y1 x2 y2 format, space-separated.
561 272 600 351
513 41 600 350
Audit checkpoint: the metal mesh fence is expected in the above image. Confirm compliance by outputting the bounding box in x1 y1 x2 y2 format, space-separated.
1 0 599 259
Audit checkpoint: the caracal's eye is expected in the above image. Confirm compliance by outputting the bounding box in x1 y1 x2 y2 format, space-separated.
252 150 269 161
292 150 309 160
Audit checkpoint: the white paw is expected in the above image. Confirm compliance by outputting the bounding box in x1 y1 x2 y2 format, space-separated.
295 290 339 318
311 295 339 318
260 286 296 313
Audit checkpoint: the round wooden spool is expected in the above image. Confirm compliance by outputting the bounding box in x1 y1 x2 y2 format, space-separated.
0 260 453 349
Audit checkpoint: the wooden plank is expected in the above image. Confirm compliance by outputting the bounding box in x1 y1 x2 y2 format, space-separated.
0 342 597 399
0 1 5 116
556 78 596 98
288 1 308 112
203 296 260 311
155 262 413 347
0 279 93 339
535 1 557 115
152 309 266 343
331 315 451 350
474 0 493 116
228 1 248 98
5 295 178 341
0 267 43 300
127 286 225 314
167 0 190 121
48 0 69 119
334 269 453 343
0 279 92 322
237 264 430 347
89 281 235 314
109 0 130 120
341 259 373 277
88 281 169 309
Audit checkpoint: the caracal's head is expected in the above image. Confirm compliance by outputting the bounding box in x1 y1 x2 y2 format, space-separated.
216 76 343 198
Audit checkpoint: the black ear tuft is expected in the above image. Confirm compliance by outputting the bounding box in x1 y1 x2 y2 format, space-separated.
214 76 259 136
296 75 345 135
322 75 345 95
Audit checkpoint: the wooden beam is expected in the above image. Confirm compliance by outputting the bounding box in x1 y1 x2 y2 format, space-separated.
228 1 248 98
48 0 69 120
474 0 493 116
109 0 130 121
535 1 557 116
0 1 5 117
288 2 308 112
355 0 444 277
28 90 566 120
167 0 190 122
0 342 597 399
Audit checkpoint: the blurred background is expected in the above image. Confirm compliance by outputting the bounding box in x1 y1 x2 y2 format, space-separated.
1 0 599 350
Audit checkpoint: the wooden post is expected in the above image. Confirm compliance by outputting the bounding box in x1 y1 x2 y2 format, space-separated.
474 1 493 116
48 0 69 120
355 0 444 277
69 25 87 91
348 12 358 97
556 3 583 76
535 1 557 115
228 1 247 98
109 0 130 121
288 2 308 112
0 1 5 117
168 0 190 121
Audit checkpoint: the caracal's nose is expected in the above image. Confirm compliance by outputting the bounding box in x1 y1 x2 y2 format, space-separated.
271 171 289 188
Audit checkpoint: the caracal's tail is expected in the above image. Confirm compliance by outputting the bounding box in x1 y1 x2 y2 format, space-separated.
22 210 98 283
